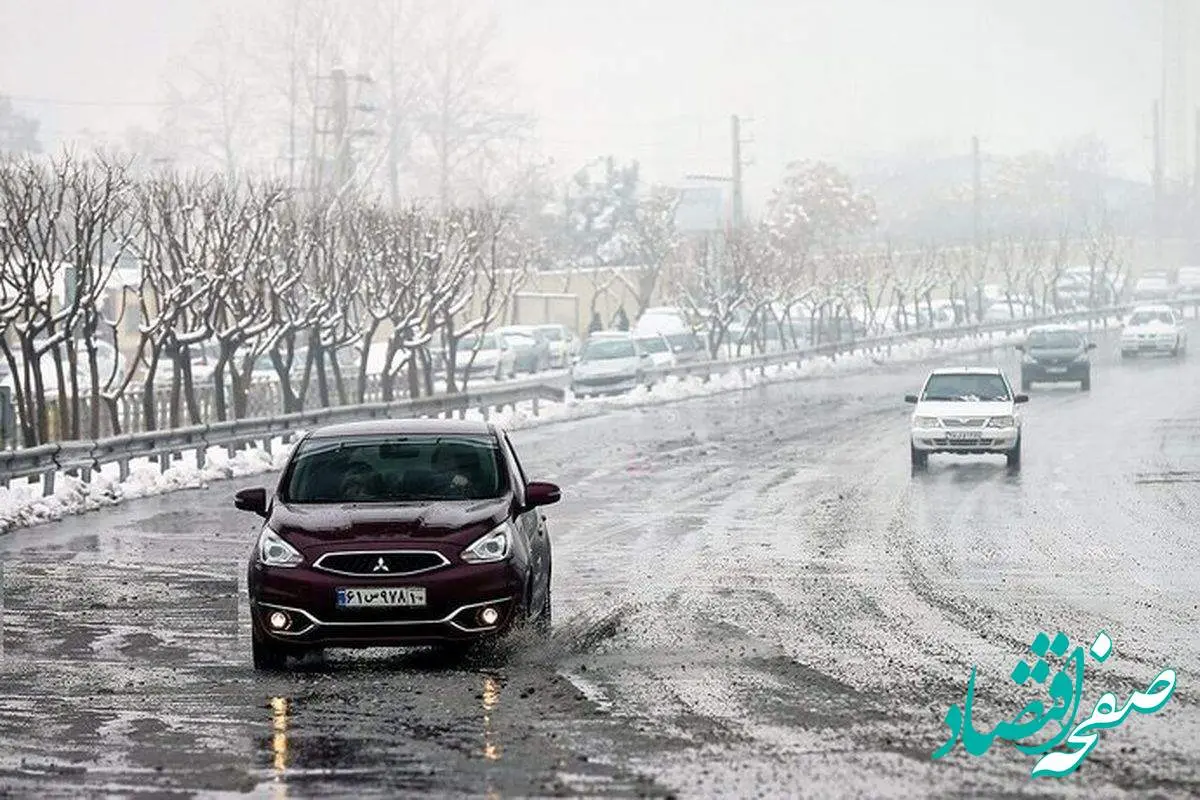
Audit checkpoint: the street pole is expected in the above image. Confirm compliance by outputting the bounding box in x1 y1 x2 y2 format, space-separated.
971 135 982 319
1154 99 1164 272
331 68 350 193
731 114 743 230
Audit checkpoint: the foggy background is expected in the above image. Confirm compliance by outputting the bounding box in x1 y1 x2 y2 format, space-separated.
0 0 1166 210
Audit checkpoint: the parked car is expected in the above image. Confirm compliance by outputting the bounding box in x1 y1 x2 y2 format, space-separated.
456 331 517 380
634 306 690 337
1119 305 1188 358
1017 324 1096 391
663 331 708 363
906 366 1028 472
569 332 653 397
1176 266 1200 301
1132 275 1173 302
535 324 580 368
633 332 678 369
235 417 561 669
0 338 125 396
498 326 552 373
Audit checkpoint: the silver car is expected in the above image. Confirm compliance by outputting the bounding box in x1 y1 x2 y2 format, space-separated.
569 333 653 397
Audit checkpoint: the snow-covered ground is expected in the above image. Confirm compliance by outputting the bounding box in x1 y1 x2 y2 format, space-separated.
0 321 1108 535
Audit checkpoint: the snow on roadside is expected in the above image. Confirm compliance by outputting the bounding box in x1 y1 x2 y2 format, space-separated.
0 320 1113 536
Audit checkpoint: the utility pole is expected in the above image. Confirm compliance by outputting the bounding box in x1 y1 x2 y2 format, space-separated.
1154 99 1164 271
731 115 743 230
313 68 376 200
971 135 982 253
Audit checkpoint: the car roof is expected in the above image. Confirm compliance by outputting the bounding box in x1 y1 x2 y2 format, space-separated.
589 331 633 339
1130 304 1175 313
306 418 497 439
1026 324 1080 333
927 366 1004 376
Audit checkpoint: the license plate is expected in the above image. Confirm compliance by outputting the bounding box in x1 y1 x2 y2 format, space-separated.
336 587 427 607
946 431 981 441
1045 367 1067 373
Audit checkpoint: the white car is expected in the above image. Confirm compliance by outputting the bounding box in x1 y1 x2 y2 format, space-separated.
535 323 580 368
1132 275 1173 302
633 332 678 368
1119 305 1187 358
569 332 653 397
634 306 690 337
456 331 517 380
906 366 1028 471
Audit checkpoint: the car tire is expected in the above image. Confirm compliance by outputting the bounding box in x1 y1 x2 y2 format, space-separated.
1121 349 1134 359
251 625 289 671
1006 437 1022 471
1080 372 1090 391
535 582 552 635
910 444 928 471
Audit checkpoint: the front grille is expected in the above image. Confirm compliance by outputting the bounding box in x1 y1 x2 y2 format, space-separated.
577 374 633 386
314 551 449 577
941 417 988 428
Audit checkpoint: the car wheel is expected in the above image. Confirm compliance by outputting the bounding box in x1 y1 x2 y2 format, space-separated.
1121 350 1134 359
1006 437 1022 471
910 444 928 471
251 625 289 671
535 582 552 635
1080 372 1090 391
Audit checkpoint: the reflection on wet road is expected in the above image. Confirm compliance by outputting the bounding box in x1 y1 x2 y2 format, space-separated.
3 326 1200 797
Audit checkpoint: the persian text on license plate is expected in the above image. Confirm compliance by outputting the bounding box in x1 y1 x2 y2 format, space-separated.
947 431 981 441
336 587 427 607
1045 367 1067 373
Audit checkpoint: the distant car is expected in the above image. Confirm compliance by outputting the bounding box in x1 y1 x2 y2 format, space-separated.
235 418 561 670
634 306 690 337
633 332 677 368
662 331 709 363
1017 325 1097 391
457 331 516 380
569 332 654 397
498 326 552 373
534 324 580 368
1176 266 1200 302
1132 275 1173 302
1119 305 1187 358
906 366 1028 471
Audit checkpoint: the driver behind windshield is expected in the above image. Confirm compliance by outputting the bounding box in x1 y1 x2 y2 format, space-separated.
922 375 1010 401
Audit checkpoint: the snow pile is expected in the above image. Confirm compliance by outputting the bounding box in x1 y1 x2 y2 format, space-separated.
0 443 291 535
0 318 1113 535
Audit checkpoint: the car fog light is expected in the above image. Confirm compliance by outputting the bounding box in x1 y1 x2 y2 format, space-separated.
268 611 290 630
480 607 499 625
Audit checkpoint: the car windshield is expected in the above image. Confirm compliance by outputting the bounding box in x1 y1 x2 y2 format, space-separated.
282 434 506 503
1129 311 1174 325
462 333 498 350
537 327 563 341
1026 331 1082 348
636 336 668 354
581 339 636 360
921 374 1011 402
502 333 535 346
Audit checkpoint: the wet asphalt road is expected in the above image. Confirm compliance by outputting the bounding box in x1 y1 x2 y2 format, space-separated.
2 324 1200 799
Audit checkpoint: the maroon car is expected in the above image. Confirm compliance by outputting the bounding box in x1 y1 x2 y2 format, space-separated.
233 418 560 670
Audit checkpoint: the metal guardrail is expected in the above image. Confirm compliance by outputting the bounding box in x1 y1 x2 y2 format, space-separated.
0 302 1149 496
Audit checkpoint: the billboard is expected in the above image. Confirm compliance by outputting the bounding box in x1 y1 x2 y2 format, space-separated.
674 186 727 233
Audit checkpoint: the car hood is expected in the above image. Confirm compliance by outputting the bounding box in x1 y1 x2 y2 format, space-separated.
1123 322 1174 333
914 400 1015 417
269 497 510 549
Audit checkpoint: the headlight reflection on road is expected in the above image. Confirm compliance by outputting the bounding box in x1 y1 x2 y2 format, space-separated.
482 675 502 761
270 695 290 793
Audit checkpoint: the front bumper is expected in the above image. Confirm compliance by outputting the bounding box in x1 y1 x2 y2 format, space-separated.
249 558 523 647
1022 361 1088 382
1121 336 1177 353
911 426 1019 454
571 373 640 395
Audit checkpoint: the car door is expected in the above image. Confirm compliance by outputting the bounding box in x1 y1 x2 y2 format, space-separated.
502 432 551 611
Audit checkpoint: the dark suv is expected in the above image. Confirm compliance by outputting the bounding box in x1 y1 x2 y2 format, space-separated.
1017 325 1097 391
233 418 560 670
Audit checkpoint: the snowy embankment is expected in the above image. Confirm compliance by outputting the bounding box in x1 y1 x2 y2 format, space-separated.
0 323 1084 535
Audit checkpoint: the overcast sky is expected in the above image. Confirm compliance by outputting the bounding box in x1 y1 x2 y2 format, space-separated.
0 0 1166 205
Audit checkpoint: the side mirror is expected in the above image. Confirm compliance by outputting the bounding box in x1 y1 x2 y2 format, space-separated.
234 486 269 518
1014 394 1030 404
904 394 918 404
1014 344 1025 352
1086 342 1097 350
524 481 561 508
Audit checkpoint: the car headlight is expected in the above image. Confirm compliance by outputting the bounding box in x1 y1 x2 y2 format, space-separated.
987 416 1015 428
461 522 513 564
913 416 940 427
257 526 303 568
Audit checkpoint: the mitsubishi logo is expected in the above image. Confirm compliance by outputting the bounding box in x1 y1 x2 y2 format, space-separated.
372 557 389 572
